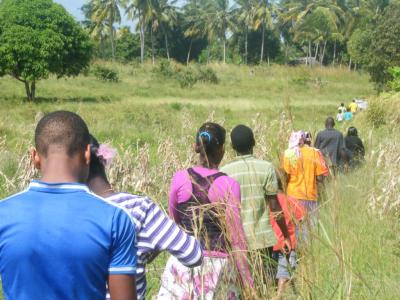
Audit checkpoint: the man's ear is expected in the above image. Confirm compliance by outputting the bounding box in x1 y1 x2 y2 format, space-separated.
84 144 91 166
31 148 41 170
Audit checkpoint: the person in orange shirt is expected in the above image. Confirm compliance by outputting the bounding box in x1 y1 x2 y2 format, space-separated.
282 131 329 241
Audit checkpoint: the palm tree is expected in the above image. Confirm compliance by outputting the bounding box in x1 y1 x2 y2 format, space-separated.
90 0 122 61
124 0 148 64
183 0 206 64
203 0 236 63
156 0 178 61
235 0 257 64
253 0 274 64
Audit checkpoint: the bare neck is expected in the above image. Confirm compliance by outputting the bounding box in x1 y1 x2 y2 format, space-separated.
87 176 114 198
40 155 86 184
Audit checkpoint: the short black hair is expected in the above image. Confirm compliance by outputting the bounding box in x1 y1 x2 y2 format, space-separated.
195 122 226 156
325 117 335 128
35 111 90 156
347 126 358 136
230 125 255 154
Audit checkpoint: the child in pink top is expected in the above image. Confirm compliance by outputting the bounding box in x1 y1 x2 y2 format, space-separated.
158 122 252 300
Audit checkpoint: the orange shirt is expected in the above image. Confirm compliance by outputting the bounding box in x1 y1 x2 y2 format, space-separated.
283 146 329 201
270 193 305 251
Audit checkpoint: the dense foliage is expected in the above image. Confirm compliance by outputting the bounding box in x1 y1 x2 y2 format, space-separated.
0 0 92 101
82 0 400 89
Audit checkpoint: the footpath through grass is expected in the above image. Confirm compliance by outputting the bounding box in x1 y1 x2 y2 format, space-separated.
1 63 399 299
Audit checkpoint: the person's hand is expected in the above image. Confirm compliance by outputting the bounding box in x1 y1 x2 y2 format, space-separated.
282 238 292 254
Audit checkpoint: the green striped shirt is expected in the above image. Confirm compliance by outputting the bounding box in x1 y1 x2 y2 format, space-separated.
221 155 278 250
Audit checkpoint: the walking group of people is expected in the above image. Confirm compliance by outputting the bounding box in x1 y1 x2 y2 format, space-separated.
336 99 359 122
0 110 365 300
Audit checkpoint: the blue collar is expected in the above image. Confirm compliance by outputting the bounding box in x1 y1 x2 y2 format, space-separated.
29 180 90 193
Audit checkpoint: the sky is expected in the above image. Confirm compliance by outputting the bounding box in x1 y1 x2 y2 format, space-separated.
54 0 131 26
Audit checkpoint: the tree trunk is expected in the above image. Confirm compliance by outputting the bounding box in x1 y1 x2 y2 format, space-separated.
260 22 265 64
186 40 193 66
348 57 352 70
207 46 210 64
308 40 312 67
24 81 36 101
139 20 145 64
245 29 248 64
314 42 319 60
332 40 337 66
223 38 226 64
164 33 170 61
320 40 327 65
151 27 155 65
110 22 115 61
267 55 270 66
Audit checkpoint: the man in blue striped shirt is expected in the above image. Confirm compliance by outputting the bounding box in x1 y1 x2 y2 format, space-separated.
87 135 203 300
0 111 138 300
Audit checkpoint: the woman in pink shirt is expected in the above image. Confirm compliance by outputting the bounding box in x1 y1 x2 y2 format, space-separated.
158 122 252 300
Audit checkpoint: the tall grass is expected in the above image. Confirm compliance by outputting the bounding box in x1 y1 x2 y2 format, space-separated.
0 63 398 299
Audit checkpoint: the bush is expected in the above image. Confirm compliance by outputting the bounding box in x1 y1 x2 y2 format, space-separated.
366 100 386 128
92 65 119 82
196 66 219 84
157 59 175 77
175 68 198 88
388 67 400 92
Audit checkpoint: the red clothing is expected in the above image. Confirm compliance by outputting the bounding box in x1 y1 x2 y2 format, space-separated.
270 193 305 251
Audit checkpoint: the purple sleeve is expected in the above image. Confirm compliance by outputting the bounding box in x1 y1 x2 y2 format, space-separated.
168 170 192 223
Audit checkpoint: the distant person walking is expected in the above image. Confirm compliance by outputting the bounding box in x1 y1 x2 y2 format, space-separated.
338 103 347 114
345 127 365 167
221 125 291 282
336 109 344 122
344 110 353 121
315 117 348 170
348 99 358 114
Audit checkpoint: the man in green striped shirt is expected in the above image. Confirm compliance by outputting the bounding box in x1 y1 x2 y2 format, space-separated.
221 125 291 275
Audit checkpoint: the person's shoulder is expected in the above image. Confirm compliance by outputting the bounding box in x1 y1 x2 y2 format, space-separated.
0 189 30 206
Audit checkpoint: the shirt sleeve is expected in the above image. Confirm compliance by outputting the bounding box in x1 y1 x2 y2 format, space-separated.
263 165 278 195
145 202 203 267
168 172 181 223
109 208 137 275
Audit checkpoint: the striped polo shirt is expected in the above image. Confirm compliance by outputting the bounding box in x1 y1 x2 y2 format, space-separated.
221 155 278 250
107 193 203 300
0 181 137 300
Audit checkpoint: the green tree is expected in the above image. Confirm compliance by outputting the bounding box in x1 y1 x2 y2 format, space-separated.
0 0 92 101
348 2 400 90
89 0 122 60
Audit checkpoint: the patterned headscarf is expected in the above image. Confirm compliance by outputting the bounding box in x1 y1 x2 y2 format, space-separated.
284 131 305 166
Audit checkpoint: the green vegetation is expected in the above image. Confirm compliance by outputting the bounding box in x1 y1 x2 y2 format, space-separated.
1 62 399 298
0 0 92 101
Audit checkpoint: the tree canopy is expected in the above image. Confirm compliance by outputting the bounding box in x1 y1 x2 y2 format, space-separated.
0 0 92 101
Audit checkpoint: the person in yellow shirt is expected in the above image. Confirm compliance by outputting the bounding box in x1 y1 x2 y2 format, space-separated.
348 99 358 114
283 131 329 242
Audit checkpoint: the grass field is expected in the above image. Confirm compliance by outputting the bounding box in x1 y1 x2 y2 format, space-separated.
0 62 399 299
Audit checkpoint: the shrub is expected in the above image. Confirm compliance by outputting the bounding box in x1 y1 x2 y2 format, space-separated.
196 66 219 84
388 67 400 92
366 100 386 128
157 59 175 77
92 65 119 82
175 68 198 88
